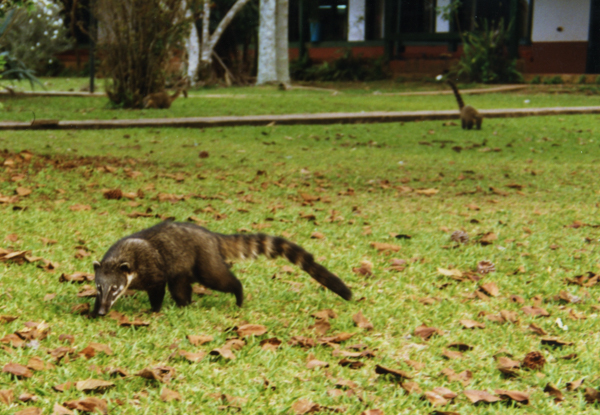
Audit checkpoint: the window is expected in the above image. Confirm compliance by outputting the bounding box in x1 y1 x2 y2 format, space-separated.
398 0 437 34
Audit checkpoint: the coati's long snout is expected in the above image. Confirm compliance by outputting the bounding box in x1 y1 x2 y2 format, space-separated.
91 221 352 316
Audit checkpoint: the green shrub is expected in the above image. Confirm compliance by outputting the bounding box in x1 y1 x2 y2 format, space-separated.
595 75 600 85
529 75 541 84
543 75 563 85
291 49 388 82
453 19 522 84
577 74 587 84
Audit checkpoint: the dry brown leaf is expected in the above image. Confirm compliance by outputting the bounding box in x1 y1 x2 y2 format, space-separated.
188 334 213 346
75 379 115 392
478 232 497 245
494 389 530 404
209 347 236 360
543 383 564 402
541 337 574 347
160 387 181 402
311 320 331 336
318 332 355 344
136 366 175 383
400 381 422 394
528 323 548 335
438 268 463 278
566 378 585 391
26 357 47 371
310 231 325 240
522 306 550 317
0 315 18 324
424 391 449 406
352 261 373 277
306 359 329 369
288 336 315 348
63 397 107 414
52 403 74 415
414 325 441 340
312 309 337 321
236 324 267 337
479 282 499 297
442 349 463 359
3 362 33 378
584 387 600 404
369 242 401 253
460 319 485 329
259 337 282 352
292 399 320 415
0 389 13 405
178 350 207 363
433 387 458 400
415 188 439 196
375 364 413 379
361 410 383 415
14 408 42 415
352 311 374 330
69 204 91 212
463 389 501 404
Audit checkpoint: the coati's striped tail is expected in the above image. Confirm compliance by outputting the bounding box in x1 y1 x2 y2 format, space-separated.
446 80 465 110
218 233 352 301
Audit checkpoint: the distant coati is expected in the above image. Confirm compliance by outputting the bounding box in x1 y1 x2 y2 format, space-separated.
446 80 483 130
92 221 352 316
142 87 187 109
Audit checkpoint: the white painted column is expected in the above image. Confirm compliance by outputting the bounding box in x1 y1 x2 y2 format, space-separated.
531 0 591 41
348 0 365 41
436 0 451 33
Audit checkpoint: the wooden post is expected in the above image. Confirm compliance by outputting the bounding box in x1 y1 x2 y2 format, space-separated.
89 0 95 93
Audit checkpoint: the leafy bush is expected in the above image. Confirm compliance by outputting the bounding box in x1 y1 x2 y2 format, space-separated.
291 50 388 82
529 75 541 84
0 2 73 76
96 0 188 108
543 75 563 85
453 19 522 84
577 74 587 84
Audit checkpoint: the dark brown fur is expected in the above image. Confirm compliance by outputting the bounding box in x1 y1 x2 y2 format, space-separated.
447 80 483 130
142 88 187 109
92 221 351 316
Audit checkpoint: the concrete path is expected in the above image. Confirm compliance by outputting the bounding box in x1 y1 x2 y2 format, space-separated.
1 106 598 131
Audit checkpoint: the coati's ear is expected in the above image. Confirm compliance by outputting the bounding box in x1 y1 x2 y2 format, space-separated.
119 262 131 273
93 261 101 270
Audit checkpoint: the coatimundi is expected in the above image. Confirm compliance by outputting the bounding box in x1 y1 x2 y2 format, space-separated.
92 221 352 316
446 80 483 130
142 87 187 109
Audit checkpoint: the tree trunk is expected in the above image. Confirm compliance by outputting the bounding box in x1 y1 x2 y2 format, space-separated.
257 0 277 84
275 0 290 84
186 11 200 84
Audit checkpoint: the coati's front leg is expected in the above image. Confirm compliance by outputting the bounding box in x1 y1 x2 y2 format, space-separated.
147 283 166 312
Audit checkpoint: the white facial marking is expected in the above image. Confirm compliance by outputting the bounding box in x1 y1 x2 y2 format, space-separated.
110 273 137 306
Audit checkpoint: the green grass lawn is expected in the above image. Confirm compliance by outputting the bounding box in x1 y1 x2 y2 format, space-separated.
0 89 599 414
1 77 600 123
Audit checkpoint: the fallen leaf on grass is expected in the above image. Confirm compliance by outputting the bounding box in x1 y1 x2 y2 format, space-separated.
585 387 600 404
306 358 329 369
108 310 149 327
136 366 175 383
522 351 545 370
478 232 497 245
14 408 42 415
424 391 449 406
352 311 373 330
441 368 472 385
415 188 438 196
497 356 521 376
0 389 13 405
75 379 115 392
312 309 337 321
311 320 331 336
69 204 91 212
400 381 422 394
375 364 413 379
187 335 213 346
288 336 315 349
463 389 501 404
160 387 181 402
236 324 267 337
318 332 355 344
438 268 463 278
460 319 485 329
494 389 529 404
27 357 48 371
522 306 550 317
352 261 373 277
566 378 585 391
369 242 401 253
178 350 206 363
3 362 33 378
292 399 320 415
541 337 573 347
361 410 383 415
52 403 74 415
442 349 463 359
0 315 18 323
544 383 564 402
63 398 107 414
59 272 94 283
414 325 441 340
260 337 282 352
310 232 325 240
479 282 499 296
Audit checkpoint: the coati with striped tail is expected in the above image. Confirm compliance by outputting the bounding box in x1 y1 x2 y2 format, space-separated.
92 221 352 316
142 87 187 109
447 80 483 130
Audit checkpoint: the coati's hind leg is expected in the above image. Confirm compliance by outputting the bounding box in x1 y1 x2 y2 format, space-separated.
476 118 482 130
195 261 244 307
147 283 166 312
461 119 466 129
167 274 194 307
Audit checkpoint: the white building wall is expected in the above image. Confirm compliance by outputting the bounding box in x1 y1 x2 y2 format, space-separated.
436 0 451 33
532 0 591 42
348 0 366 41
